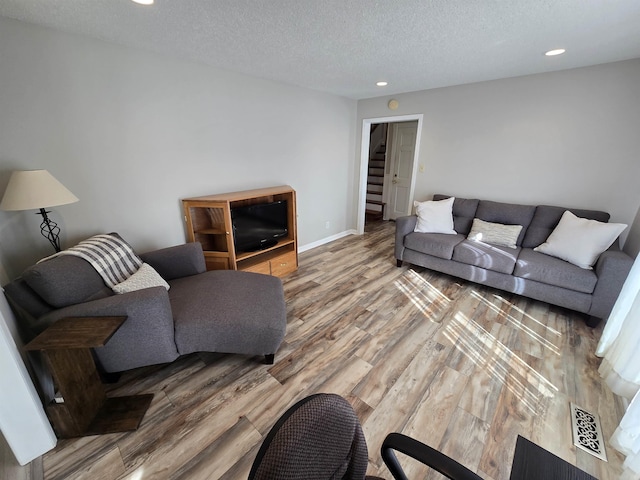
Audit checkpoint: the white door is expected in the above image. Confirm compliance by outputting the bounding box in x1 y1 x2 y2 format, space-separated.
387 121 418 219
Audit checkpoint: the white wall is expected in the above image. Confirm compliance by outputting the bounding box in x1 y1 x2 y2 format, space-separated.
356 59 640 245
0 17 357 279
0 290 57 465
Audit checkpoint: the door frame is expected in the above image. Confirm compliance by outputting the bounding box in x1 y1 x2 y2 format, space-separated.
357 114 423 234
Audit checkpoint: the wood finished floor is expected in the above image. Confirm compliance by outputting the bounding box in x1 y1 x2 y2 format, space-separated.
24 221 630 479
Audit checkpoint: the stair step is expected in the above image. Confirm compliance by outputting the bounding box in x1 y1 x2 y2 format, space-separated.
367 189 383 195
365 209 384 220
366 199 385 206
368 173 384 178
368 179 384 186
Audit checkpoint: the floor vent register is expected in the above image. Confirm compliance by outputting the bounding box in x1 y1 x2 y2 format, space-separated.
570 402 608 462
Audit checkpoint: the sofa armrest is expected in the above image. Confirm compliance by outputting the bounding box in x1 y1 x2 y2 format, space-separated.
39 287 179 372
395 215 418 261
589 248 634 320
140 242 207 280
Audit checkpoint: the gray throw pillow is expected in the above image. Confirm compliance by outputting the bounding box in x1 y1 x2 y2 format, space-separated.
22 255 111 308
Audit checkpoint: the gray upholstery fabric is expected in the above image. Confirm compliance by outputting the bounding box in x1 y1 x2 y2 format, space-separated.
22 255 112 308
404 232 465 260
249 393 368 480
3 277 53 322
590 247 635 319
172 270 286 356
515 277 592 314
395 215 418 260
39 286 180 372
433 194 479 234
452 241 520 275
140 242 206 280
401 249 593 314
522 205 611 249
475 200 536 246
514 249 597 294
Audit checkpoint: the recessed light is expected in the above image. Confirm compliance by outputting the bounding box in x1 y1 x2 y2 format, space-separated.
376 81 388 87
132 0 154 5
545 49 566 56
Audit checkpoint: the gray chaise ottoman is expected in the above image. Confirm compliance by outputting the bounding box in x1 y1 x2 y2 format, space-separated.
170 270 287 363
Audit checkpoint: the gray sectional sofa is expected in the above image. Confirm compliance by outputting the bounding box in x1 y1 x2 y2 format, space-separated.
395 194 633 326
4 241 287 374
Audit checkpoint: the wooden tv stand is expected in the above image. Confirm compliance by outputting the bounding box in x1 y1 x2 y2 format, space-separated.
182 185 298 278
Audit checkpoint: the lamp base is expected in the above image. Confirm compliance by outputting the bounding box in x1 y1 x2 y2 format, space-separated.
37 209 61 253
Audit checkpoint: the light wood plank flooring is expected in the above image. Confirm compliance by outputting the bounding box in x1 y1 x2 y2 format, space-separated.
11 221 628 479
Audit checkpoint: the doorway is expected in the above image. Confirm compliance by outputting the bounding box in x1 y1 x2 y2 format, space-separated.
358 114 423 233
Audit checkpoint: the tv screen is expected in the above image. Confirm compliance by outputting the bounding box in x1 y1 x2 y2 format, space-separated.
231 200 288 253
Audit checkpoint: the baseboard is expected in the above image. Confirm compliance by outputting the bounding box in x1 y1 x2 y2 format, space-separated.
299 230 358 253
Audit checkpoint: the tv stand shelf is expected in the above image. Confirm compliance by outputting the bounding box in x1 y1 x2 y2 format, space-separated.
182 186 298 277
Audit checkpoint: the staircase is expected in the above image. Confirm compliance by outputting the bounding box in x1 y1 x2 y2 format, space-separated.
365 124 387 221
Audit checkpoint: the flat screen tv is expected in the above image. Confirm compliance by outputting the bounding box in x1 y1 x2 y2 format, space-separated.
231 200 288 253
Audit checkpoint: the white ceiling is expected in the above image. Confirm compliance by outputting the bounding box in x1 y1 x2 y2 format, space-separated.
1 0 640 100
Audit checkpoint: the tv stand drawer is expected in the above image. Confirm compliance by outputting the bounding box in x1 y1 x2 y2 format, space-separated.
240 250 297 277
270 251 297 277
242 260 272 275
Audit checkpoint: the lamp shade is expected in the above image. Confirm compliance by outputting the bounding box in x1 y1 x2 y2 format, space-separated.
0 170 78 211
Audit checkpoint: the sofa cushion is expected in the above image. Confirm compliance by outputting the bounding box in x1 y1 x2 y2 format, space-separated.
112 263 170 294
3 277 54 323
533 211 627 269
413 196 456 234
522 205 611 249
22 255 113 308
452 240 520 275
475 200 536 246
404 232 466 260
171 270 286 356
140 242 207 280
467 218 523 249
514 248 598 294
433 195 479 235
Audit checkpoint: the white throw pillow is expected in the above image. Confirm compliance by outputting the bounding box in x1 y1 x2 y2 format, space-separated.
112 263 170 294
413 196 456 234
534 210 627 269
467 218 523 249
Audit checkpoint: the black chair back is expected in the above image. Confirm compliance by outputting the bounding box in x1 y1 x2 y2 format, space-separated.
250 393 484 480
249 393 369 480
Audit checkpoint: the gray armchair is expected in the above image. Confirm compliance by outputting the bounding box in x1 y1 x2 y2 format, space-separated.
4 241 287 375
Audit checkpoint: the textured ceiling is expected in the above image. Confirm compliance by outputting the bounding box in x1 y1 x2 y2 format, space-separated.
1 0 640 99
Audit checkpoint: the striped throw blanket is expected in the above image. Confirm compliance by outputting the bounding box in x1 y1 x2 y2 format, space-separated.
58 233 143 288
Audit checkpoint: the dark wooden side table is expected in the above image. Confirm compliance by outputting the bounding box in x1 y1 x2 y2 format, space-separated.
510 435 598 480
25 316 153 438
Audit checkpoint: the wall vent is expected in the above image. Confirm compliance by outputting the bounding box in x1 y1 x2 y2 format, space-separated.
570 402 608 462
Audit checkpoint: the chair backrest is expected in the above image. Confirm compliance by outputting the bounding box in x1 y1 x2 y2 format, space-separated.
381 433 483 480
248 393 369 480
250 393 484 480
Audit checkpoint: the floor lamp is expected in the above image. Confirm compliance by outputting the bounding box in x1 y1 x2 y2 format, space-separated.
0 170 79 253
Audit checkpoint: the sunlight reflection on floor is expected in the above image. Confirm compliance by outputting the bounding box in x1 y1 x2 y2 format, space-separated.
129 467 145 480
394 269 451 322
394 270 558 413
469 290 561 355
444 312 558 413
